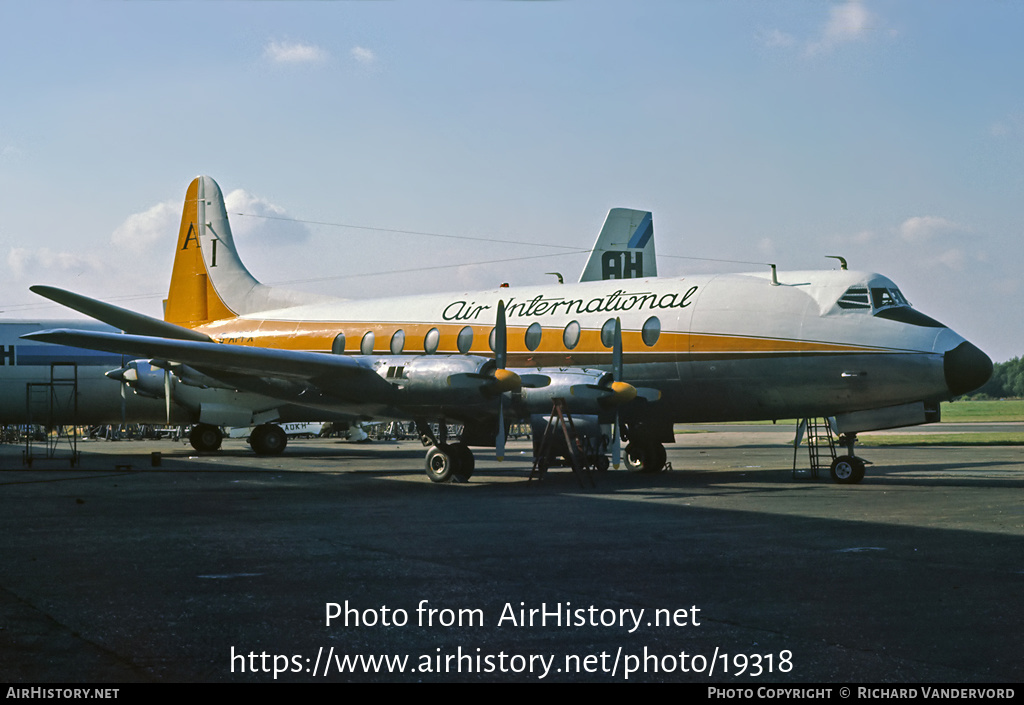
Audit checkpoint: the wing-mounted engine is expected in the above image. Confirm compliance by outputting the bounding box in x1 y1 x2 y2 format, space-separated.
513 367 659 418
365 354 520 411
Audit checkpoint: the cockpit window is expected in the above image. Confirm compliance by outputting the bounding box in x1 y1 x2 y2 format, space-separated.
837 286 871 310
871 287 908 310
837 285 909 312
835 284 942 327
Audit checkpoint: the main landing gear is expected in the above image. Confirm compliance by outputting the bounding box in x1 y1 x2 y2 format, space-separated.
249 424 288 456
188 422 289 456
425 442 474 483
624 441 668 473
188 423 222 452
418 420 474 483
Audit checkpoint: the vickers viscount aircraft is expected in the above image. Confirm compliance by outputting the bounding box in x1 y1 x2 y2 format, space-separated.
2 194 646 451
24 176 992 483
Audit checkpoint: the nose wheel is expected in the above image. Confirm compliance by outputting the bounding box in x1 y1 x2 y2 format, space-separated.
830 455 865 484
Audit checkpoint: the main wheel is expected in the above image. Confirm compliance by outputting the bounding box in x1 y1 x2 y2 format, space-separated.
626 441 667 472
645 442 667 472
425 445 458 483
250 424 287 455
448 442 475 482
625 442 644 471
189 423 222 452
830 455 865 484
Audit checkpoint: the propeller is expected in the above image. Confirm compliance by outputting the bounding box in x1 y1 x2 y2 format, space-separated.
147 359 176 425
164 368 172 425
494 300 509 460
611 317 623 469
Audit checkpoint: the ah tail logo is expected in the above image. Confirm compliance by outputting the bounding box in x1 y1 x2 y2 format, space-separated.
579 208 657 282
601 251 644 279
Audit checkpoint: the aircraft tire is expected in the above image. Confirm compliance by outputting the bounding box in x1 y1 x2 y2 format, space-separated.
448 441 474 482
250 424 287 456
625 443 644 471
830 455 865 484
425 445 457 483
189 423 222 452
646 442 667 472
626 441 667 472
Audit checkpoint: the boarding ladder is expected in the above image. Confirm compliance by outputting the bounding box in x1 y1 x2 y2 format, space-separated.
792 417 836 479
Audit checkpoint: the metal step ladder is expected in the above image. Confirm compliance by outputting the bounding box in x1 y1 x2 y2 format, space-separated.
529 398 595 488
24 362 80 467
792 417 836 479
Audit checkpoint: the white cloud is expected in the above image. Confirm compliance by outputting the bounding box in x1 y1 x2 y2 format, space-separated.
933 248 964 270
898 216 960 242
351 46 376 65
264 40 328 64
806 0 875 56
7 246 106 280
110 201 178 252
224 189 312 245
758 28 796 49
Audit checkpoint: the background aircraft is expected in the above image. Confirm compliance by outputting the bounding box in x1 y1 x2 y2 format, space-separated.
25 176 992 484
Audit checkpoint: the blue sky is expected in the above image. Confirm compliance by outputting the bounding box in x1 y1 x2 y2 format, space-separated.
1 1 1021 361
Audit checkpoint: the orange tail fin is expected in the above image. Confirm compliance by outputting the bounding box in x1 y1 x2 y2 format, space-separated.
164 176 242 328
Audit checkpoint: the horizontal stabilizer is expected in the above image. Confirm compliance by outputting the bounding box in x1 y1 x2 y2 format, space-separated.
30 286 213 342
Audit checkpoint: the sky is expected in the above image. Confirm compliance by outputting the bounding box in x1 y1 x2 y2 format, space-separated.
0 1 1021 362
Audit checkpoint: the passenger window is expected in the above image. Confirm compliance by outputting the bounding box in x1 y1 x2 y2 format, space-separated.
525 323 542 352
331 332 346 354
642 316 661 347
600 319 617 348
457 326 474 354
563 321 580 350
390 329 405 355
424 328 440 355
360 331 375 355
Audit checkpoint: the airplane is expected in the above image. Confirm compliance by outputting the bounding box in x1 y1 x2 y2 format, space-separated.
0 318 172 426
0 194 655 454
23 175 992 484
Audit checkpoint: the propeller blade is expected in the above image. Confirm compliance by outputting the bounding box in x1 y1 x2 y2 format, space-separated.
164 369 172 425
495 300 507 460
495 300 506 370
612 317 623 380
497 403 505 462
612 317 623 469
611 417 621 469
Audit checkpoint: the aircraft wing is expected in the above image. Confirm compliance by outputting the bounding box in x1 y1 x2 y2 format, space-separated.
30 285 213 342
21 328 396 398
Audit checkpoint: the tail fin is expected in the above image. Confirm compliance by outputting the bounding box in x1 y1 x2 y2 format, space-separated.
164 176 327 328
578 208 657 282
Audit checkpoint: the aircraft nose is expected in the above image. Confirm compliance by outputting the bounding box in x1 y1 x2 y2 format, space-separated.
944 341 993 396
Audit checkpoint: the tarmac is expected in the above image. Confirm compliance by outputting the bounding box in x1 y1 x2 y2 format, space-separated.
0 427 1021 683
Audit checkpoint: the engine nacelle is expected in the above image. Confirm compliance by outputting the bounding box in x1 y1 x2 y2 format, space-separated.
106 360 167 398
515 367 619 417
365 354 508 407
